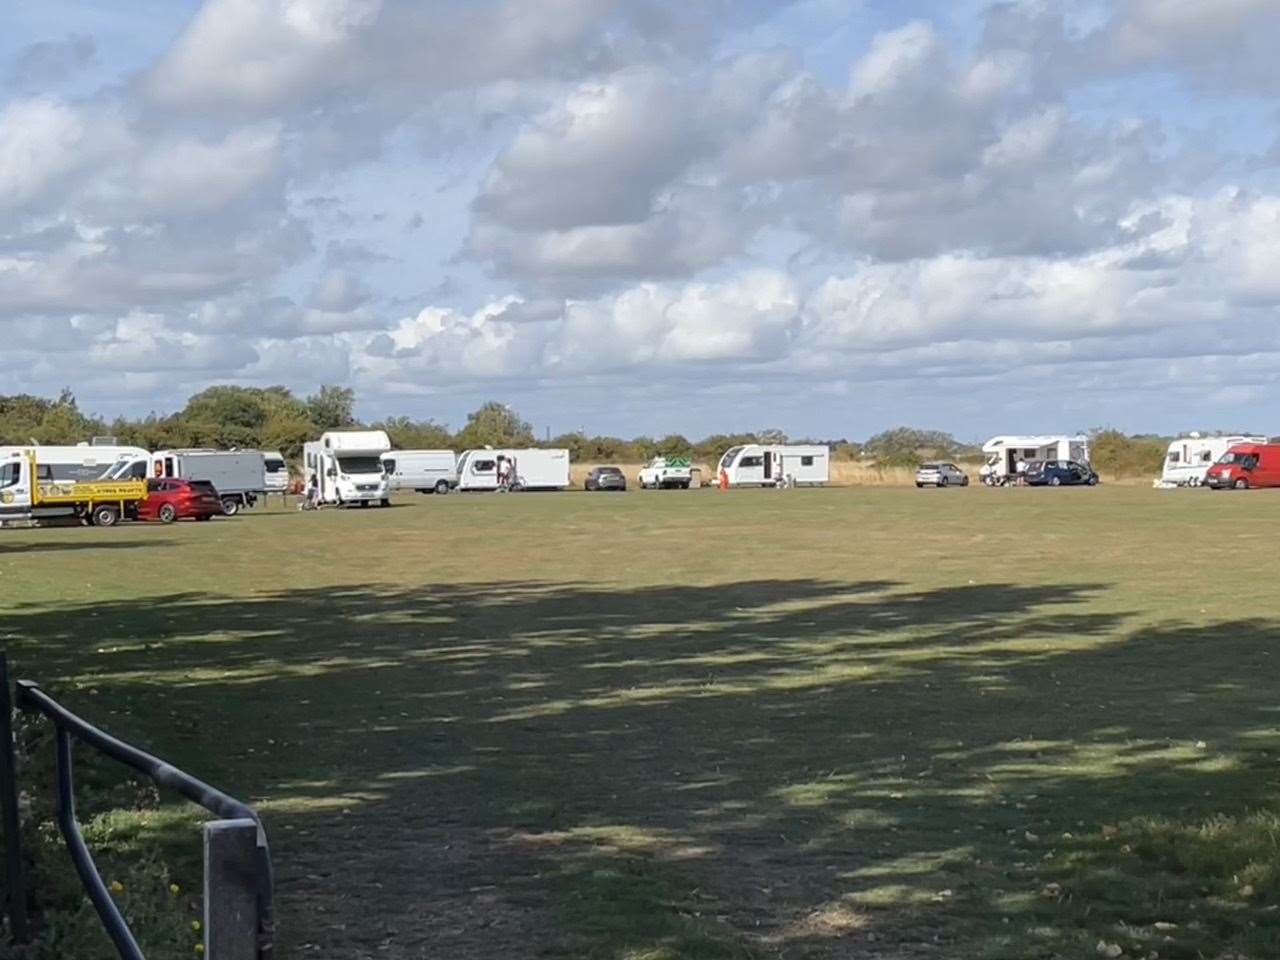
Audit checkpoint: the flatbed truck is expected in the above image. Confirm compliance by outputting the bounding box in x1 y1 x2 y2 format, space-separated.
0 451 147 527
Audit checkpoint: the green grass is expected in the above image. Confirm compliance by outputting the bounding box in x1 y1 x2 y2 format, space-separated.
2 485 1279 958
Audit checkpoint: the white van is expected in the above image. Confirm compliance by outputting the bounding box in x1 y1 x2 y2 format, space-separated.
381 450 457 494
302 431 392 506
717 444 829 487
455 449 570 491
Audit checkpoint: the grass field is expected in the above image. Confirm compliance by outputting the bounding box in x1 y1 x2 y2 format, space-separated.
2 485 1279 959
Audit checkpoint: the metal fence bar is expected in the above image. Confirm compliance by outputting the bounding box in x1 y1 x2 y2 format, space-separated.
0 653 29 943
54 726 144 960
11 679 274 958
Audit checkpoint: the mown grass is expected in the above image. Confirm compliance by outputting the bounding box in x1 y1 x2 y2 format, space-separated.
1 484 1278 959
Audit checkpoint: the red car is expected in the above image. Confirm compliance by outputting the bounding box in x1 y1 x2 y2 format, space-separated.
136 478 224 522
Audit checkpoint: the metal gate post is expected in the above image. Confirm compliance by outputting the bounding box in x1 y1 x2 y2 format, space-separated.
204 818 260 959
0 652 29 943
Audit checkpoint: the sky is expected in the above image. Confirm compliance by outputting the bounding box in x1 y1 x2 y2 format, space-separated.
2 0 1279 441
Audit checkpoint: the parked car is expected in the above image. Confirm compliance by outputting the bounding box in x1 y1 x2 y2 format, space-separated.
584 466 627 492
638 456 693 489
1204 443 1280 489
136 478 224 522
1024 460 1099 486
915 462 969 488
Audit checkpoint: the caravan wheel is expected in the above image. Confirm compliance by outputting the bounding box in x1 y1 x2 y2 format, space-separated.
434 479 450 495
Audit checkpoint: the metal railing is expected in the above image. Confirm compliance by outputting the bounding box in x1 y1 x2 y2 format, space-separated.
1 654 274 959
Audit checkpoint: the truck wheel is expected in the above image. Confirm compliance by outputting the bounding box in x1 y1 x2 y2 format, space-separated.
93 504 120 527
158 503 177 524
435 479 450 495
221 497 240 516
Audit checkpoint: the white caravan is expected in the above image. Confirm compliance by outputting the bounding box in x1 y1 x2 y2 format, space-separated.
1157 434 1267 488
302 430 392 506
717 444 829 487
980 435 1090 484
262 451 289 494
381 450 457 494
455 448 570 491
0 442 151 483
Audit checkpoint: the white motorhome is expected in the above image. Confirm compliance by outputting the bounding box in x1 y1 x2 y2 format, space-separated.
0 442 151 483
148 449 267 515
381 450 457 494
980 435 1090 485
302 431 392 507
455 448 570 491
262 451 289 494
1157 434 1267 487
716 444 829 487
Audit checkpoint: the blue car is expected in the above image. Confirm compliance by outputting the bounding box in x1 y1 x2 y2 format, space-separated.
1024 460 1099 486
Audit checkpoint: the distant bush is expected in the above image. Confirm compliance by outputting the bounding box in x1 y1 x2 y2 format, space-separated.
1088 429 1168 478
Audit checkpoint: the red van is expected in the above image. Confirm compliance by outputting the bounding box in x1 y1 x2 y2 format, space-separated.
1204 443 1280 489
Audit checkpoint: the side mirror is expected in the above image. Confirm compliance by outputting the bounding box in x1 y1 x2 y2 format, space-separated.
326 468 337 478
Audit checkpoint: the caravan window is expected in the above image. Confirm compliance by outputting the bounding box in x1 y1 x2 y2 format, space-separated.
1166 451 1180 463
801 455 815 466
738 455 764 468
472 459 496 474
719 447 743 470
1199 450 1213 462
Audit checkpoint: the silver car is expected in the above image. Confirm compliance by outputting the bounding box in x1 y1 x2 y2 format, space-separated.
916 462 969 488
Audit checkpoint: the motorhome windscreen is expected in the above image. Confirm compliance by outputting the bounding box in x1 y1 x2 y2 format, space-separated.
337 456 384 474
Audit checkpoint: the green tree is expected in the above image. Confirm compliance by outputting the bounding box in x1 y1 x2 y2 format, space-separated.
306 385 356 431
375 416 453 450
454 402 534 449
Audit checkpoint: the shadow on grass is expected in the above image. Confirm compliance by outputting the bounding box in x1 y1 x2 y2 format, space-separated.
0 539 175 554
4 579 1278 958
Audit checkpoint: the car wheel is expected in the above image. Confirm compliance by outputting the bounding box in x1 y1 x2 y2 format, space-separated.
1234 477 1249 490
92 504 120 527
1049 477 1062 487
1087 476 1098 486
435 479 450 495
221 497 239 516
158 503 177 524
916 483 924 488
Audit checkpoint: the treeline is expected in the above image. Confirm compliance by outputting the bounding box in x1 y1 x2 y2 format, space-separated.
0 388 1217 476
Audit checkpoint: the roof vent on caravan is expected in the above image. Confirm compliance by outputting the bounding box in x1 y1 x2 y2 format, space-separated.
90 436 120 446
